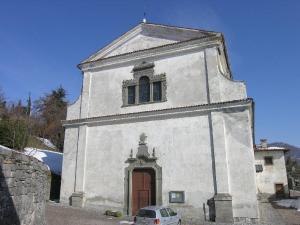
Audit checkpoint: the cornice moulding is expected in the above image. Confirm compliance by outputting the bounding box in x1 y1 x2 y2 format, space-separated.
79 36 222 72
62 98 253 127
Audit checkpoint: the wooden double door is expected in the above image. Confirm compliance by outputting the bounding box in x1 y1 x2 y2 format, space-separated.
132 168 156 215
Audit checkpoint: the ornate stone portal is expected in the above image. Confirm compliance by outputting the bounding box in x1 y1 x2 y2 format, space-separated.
124 133 162 215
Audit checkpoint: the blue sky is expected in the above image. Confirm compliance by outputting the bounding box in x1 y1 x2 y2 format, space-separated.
0 1 299 146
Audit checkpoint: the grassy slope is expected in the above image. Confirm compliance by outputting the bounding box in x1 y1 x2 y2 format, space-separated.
26 136 56 151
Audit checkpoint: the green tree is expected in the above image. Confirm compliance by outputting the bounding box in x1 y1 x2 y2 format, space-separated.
0 96 30 150
0 117 29 150
0 87 6 118
26 93 31 117
286 157 299 172
34 86 67 151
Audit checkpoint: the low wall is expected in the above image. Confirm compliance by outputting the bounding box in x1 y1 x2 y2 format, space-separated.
0 145 49 225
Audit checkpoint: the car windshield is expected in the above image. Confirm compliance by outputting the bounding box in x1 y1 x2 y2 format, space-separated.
137 209 156 218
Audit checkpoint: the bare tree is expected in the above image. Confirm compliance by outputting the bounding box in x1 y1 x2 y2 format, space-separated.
0 87 6 117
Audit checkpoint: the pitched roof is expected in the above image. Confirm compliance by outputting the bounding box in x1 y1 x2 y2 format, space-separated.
255 139 289 152
255 145 289 152
80 22 220 64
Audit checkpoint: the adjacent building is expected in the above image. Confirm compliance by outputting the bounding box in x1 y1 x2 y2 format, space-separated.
60 22 260 223
255 139 289 198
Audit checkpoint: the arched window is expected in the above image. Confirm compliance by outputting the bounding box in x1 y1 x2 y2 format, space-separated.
139 76 150 103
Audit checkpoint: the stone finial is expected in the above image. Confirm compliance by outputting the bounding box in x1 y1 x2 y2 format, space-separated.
136 133 150 159
139 133 147 145
130 149 133 158
260 139 268 148
126 133 158 163
152 148 156 157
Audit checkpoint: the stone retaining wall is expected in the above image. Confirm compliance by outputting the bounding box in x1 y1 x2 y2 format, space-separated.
0 145 49 225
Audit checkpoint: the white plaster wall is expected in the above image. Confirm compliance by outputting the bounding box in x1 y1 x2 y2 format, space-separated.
83 114 215 216
223 108 259 219
63 107 259 220
255 151 288 194
205 48 247 103
67 96 81 120
67 48 247 119
88 51 208 117
211 111 230 194
60 127 78 203
69 47 247 120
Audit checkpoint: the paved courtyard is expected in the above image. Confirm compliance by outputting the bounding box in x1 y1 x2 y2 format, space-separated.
46 203 134 225
277 208 300 225
46 202 300 225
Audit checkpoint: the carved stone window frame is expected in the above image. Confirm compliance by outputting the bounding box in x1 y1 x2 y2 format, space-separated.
122 61 167 107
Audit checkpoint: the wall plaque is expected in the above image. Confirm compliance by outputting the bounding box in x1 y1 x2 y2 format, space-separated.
169 191 185 203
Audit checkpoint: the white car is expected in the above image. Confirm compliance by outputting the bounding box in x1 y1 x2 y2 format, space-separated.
134 206 181 225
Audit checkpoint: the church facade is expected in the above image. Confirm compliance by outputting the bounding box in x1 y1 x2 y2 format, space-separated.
60 23 259 223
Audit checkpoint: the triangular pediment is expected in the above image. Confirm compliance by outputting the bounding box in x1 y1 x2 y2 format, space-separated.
81 23 219 63
104 34 176 58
